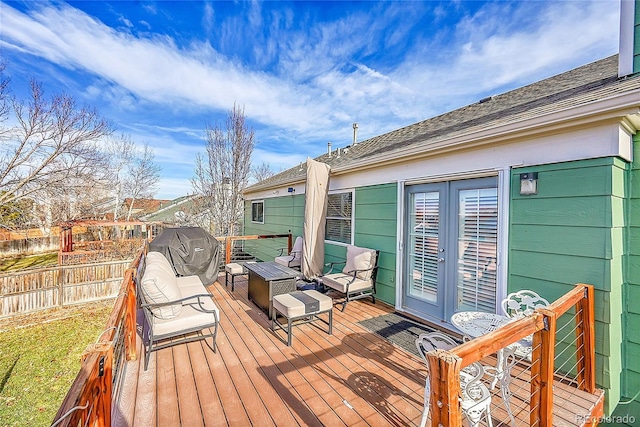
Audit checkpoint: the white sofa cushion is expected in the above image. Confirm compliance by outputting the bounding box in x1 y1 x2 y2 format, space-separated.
343 245 376 280
141 263 182 320
152 281 219 337
147 251 176 276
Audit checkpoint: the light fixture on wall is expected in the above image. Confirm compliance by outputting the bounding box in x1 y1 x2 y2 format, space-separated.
287 187 295 193
520 172 538 195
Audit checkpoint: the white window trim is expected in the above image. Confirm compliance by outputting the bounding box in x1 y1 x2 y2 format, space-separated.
251 200 264 224
324 189 355 246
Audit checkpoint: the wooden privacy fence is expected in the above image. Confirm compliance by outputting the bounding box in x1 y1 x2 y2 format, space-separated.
0 260 131 317
426 284 604 426
59 238 145 265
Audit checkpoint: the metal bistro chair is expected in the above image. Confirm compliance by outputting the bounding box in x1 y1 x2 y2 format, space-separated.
501 289 550 360
415 332 493 427
501 289 550 319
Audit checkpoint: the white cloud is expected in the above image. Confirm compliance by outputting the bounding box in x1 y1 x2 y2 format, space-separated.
0 0 619 165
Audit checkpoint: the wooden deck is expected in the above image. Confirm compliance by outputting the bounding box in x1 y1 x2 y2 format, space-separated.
112 275 603 427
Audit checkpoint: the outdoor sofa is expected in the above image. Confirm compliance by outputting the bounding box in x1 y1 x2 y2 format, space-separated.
135 250 219 370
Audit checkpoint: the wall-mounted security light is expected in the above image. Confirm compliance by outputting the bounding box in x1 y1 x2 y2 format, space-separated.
520 172 538 195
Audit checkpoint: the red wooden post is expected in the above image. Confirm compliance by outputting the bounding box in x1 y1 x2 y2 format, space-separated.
225 237 232 264
575 284 596 393
125 270 137 361
531 308 556 427
425 348 463 427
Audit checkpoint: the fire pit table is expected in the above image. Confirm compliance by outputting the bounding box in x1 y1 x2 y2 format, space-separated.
245 261 301 319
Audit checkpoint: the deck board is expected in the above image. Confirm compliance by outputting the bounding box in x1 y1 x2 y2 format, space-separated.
115 274 603 427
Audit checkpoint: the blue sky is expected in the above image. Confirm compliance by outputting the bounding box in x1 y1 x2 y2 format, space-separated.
0 0 620 199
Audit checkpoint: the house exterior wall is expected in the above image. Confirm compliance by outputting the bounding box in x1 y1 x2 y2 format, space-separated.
616 132 640 422
509 157 627 414
243 183 398 304
635 0 640 73
243 194 305 261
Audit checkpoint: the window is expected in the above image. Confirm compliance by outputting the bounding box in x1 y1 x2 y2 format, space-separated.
251 200 264 223
325 191 353 244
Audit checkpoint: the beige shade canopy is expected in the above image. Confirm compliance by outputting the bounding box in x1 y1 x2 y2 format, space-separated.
302 158 331 279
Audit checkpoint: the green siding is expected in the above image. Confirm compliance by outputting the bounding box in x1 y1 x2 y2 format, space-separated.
509 158 626 414
243 183 398 305
623 132 640 411
635 0 640 75
243 194 305 261
353 184 398 305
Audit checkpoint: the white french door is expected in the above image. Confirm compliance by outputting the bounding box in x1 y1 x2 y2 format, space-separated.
403 177 499 322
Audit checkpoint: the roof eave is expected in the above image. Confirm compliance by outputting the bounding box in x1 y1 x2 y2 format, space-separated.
244 88 640 195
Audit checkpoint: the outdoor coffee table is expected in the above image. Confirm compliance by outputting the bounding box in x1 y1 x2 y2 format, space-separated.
246 261 301 319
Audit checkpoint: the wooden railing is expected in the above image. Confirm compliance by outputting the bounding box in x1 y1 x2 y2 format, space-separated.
51 265 137 427
50 233 289 426
426 284 603 426
218 233 292 265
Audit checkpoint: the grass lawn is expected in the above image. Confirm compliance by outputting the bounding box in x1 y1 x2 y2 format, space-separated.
0 301 113 426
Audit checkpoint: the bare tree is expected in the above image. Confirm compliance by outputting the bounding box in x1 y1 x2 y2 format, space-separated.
192 103 255 236
0 79 112 234
251 161 275 183
105 134 135 221
123 142 161 220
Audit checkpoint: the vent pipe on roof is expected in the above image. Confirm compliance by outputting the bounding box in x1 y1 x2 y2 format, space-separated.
352 123 358 145
327 141 332 157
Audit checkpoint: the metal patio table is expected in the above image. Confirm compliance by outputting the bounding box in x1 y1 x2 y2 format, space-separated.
451 311 518 426
246 261 301 319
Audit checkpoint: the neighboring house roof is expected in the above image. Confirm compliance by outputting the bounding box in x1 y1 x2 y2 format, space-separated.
91 198 171 218
140 195 199 223
246 54 640 193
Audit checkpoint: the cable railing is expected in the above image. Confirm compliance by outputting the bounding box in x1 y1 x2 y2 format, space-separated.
426 284 604 426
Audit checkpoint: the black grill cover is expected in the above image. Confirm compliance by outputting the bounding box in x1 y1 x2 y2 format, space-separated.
149 227 220 285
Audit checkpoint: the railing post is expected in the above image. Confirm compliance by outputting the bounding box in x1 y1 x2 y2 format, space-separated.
425 348 463 427
575 284 596 393
531 308 557 427
225 237 232 264
125 270 137 361
81 343 113 427
287 231 292 255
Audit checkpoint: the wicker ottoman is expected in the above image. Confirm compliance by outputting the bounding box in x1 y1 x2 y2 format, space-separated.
272 290 333 346
225 263 245 292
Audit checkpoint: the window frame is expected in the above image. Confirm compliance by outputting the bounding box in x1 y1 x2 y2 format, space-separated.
324 190 355 245
251 200 264 224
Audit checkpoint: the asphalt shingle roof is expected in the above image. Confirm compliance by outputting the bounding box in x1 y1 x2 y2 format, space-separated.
246 55 640 193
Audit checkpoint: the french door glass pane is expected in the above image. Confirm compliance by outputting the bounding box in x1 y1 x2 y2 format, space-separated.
456 188 498 312
408 192 439 303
